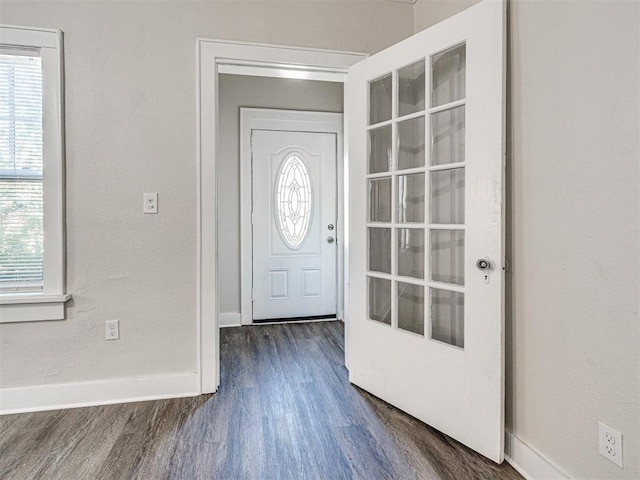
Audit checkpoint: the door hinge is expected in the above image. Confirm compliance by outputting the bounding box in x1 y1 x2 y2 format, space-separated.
251 288 254 301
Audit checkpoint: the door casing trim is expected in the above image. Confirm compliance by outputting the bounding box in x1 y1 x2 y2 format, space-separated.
196 38 366 393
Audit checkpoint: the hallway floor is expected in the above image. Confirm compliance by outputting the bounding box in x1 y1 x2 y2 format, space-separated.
0 321 523 479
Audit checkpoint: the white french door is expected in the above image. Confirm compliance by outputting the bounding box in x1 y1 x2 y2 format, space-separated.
346 0 506 463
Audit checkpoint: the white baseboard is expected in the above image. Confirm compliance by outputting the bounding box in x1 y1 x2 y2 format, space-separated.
505 431 569 480
0 373 200 415
219 312 242 327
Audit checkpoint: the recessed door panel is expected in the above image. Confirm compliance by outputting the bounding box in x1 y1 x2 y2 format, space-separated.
302 269 321 298
268 270 289 299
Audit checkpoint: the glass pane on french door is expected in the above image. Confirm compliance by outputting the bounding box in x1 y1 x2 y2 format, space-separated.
366 43 467 346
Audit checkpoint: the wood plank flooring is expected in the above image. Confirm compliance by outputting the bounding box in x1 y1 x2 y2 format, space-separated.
0 321 523 480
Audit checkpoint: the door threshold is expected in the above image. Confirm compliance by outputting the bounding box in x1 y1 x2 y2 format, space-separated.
253 314 337 325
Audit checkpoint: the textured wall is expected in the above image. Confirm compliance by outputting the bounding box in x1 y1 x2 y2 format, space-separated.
414 1 640 478
0 1 413 387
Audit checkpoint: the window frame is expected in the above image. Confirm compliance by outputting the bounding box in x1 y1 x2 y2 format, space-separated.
0 25 69 323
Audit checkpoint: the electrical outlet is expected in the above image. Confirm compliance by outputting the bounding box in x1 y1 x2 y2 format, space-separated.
598 421 623 468
105 320 119 340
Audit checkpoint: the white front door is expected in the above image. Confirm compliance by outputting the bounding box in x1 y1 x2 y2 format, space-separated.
252 129 337 321
346 0 506 463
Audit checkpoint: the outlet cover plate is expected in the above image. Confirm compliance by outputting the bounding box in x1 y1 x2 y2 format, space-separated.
105 320 119 340
598 421 623 468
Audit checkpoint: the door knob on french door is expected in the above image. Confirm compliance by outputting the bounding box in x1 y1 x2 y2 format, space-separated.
476 259 491 270
327 236 335 244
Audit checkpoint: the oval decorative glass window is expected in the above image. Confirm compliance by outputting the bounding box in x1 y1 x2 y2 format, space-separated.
275 155 313 249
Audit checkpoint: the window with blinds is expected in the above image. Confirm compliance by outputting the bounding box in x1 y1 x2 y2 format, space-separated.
0 52 44 293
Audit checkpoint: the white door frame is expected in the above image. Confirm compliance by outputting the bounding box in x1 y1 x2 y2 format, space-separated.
196 38 366 393
240 108 344 325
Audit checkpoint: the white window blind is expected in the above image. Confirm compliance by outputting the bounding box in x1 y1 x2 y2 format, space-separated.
0 52 44 292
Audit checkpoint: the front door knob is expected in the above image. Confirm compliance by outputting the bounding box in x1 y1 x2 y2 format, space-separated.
327 236 335 244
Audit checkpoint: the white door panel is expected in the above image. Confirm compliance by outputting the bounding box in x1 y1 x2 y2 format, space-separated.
252 129 337 320
346 0 505 462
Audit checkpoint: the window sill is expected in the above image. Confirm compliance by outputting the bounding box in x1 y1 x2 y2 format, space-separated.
0 294 71 323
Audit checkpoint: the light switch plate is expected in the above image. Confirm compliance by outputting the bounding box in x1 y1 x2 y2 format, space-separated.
143 192 158 214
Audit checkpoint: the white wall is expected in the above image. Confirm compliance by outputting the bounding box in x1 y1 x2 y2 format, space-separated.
217 74 343 315
0 1 413 388
414 1 640 478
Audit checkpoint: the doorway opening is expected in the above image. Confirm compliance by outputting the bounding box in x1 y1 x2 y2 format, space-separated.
196 38 366 394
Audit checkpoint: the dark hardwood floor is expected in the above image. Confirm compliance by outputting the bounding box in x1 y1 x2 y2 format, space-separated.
0 321 523 480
